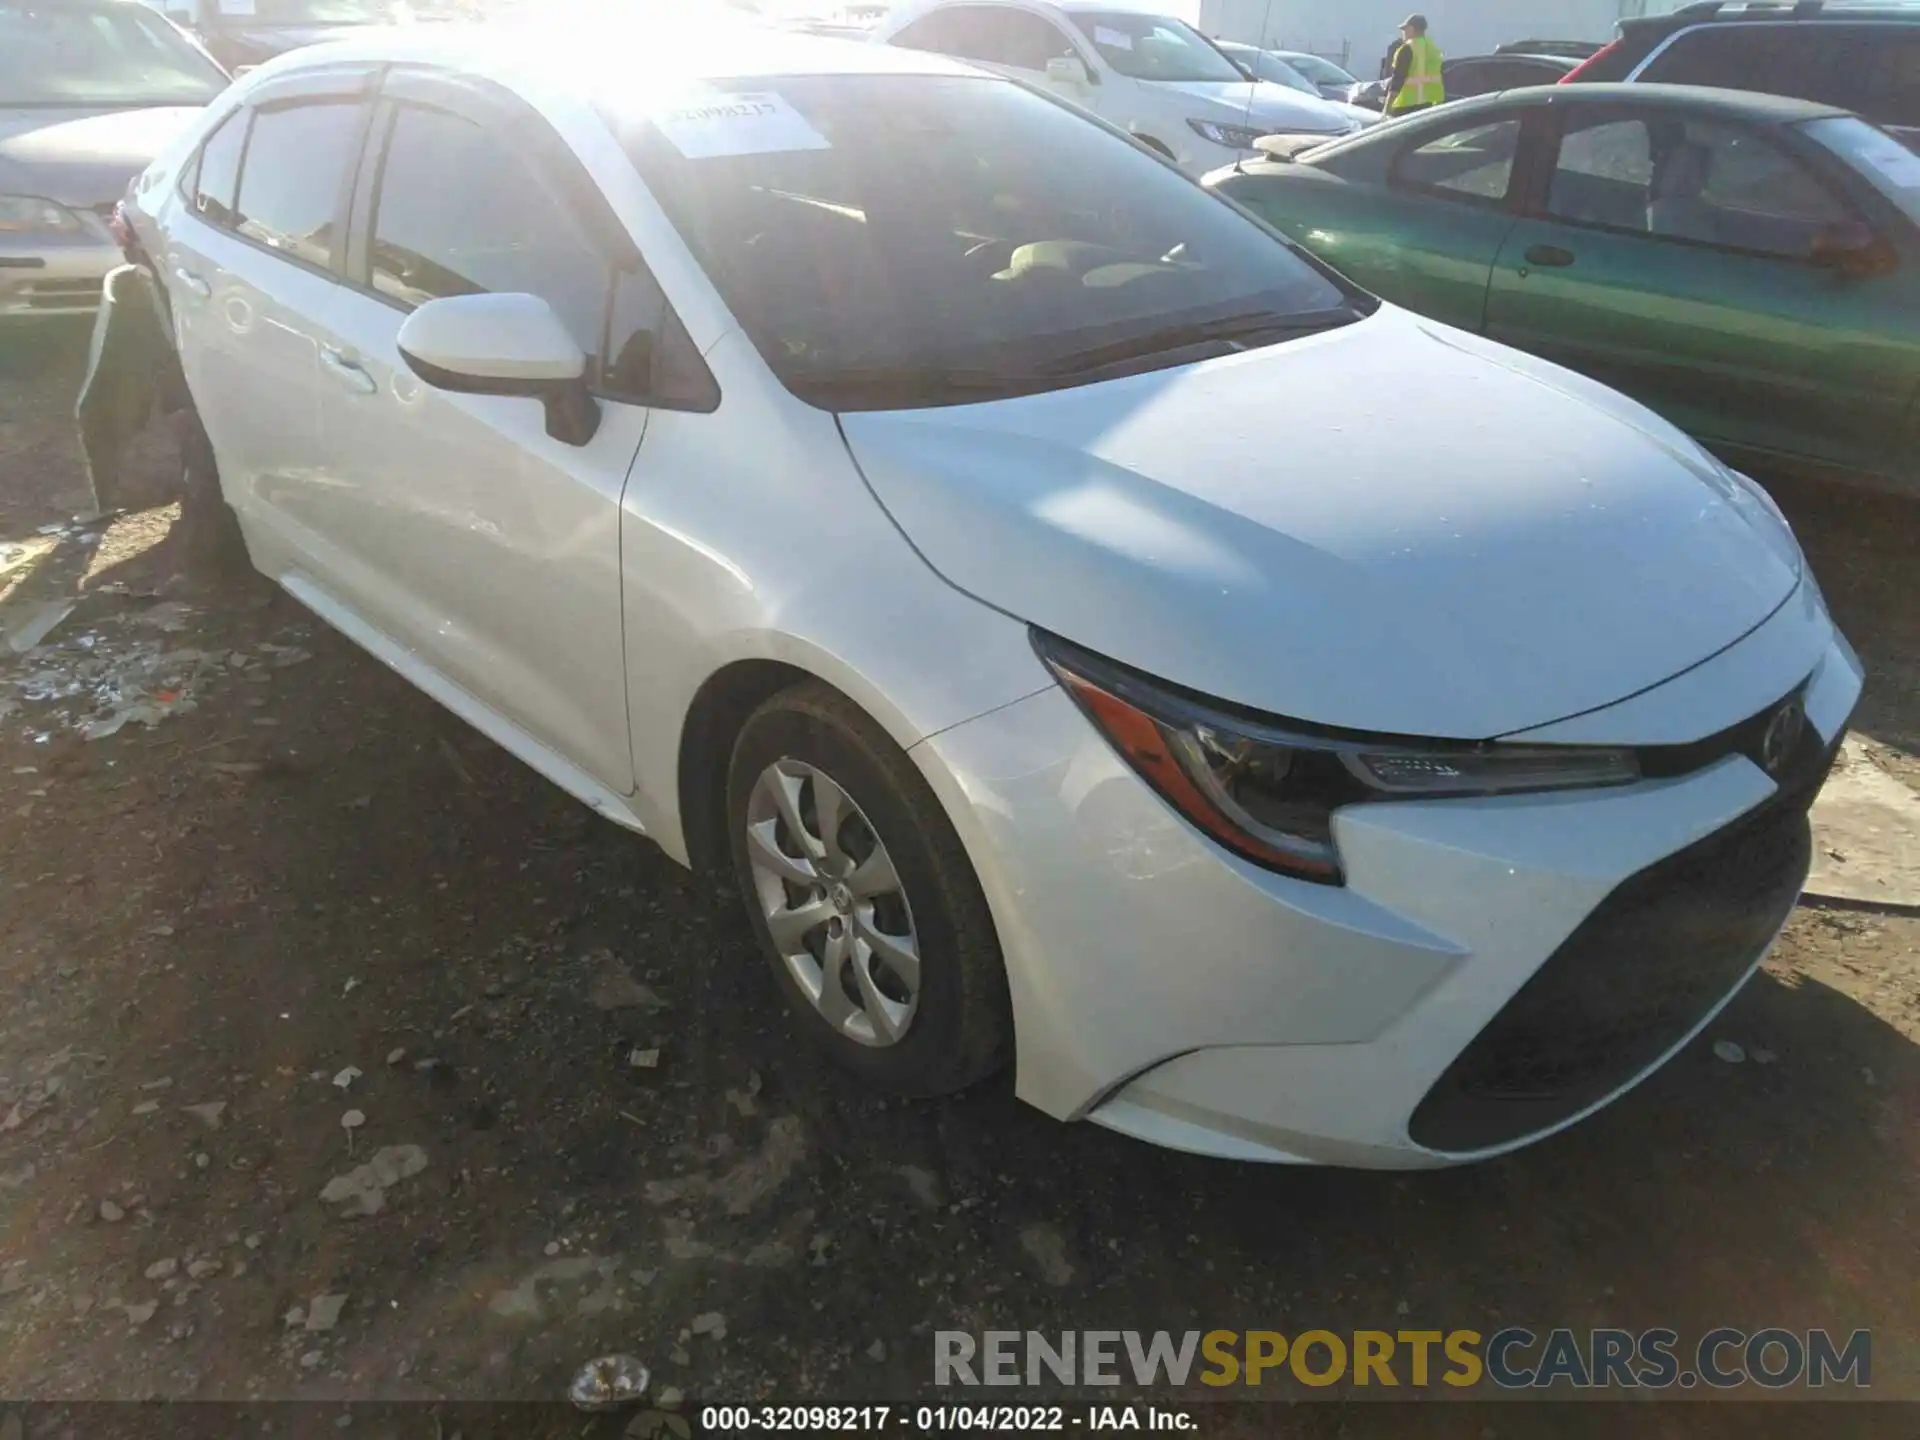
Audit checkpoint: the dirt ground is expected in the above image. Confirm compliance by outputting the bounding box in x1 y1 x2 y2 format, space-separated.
1 326 1917 1427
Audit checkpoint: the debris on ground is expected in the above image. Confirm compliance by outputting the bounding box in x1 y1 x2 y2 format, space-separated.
317 1144 427 1218
628 1048 661 1070
182 1101 226 1130
1018 1224 1076 1288
625 1411 692 1440
587 950 666 1012
5 600 74 655
332 1067 362 1091
568 1353 651 1412
305 1293 348 1333
1713 1040 1748 1064
690 1311 726 1340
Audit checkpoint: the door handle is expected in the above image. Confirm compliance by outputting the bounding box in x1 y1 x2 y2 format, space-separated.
172 267 211 299
320 347 377 396
1523 244 1577 269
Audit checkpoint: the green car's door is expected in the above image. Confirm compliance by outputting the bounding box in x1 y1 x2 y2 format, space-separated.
1227 111 1534 332
1483 103 1915 480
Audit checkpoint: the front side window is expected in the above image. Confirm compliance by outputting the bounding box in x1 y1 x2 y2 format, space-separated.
0 0 227 107
621 74 1356 412
1065 11 1243 83
964 7 1078 73
366 102 609 356
190 109 246 226
1547 110 1848 256
1393 118 1525 203
232 101 361 269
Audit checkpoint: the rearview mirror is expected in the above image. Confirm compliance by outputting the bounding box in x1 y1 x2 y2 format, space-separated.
1045 55 1094 88
396 293 600 445
1810 220 1897 280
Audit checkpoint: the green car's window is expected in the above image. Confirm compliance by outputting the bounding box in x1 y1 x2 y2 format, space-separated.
1803 117 1920 225
1546 111 1849 259
1391 119 1525 205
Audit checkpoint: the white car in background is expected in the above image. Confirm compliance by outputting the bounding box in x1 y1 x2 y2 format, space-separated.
872 0 1367 174
116 26 1859 1168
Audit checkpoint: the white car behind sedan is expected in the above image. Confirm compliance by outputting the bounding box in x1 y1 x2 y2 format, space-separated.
872 0 1369 175
120 23 1859 1167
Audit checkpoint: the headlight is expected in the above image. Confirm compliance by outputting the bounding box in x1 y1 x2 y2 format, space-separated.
1034 631 1639 886
0 195 87 237
1187 118 1270 150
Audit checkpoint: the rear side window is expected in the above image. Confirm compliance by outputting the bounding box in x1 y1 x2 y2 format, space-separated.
189 110 245 226
1392 118 1525 203
1639 25 1855 108
232 101 362 269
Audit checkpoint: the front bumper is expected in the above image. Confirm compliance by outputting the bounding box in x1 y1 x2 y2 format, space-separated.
2 231 118 320
913 594 1861 1168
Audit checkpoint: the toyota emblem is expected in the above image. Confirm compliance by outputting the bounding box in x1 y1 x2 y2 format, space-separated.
1759 698 1806 777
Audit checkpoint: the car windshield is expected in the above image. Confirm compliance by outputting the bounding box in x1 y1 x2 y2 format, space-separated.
1225 46 1318 94
1066 11 1244 83
620 74 1357 411
0 1 226 107
1280 51 1354 87
1803 116 1920 223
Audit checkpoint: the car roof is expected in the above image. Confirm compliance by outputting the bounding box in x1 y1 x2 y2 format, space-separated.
260 16 979 90
1623 0 1920 34
1432 79 1854 122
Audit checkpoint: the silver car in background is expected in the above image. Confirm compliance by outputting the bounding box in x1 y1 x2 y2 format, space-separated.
1 0 226 320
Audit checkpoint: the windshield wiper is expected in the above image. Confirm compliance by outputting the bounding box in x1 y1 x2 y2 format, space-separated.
1036 307 1362 378
793 363 1057 409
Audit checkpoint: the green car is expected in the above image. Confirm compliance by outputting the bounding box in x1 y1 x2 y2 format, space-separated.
1206 84 1920 492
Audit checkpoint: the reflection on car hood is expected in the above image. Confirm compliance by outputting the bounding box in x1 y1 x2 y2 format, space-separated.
0 106 205 209
1155 78 1354 134
839 308 1803 740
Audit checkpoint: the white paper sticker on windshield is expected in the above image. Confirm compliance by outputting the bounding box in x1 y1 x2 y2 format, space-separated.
1093 25 1133 50
217 0 256 15
651 92 831 161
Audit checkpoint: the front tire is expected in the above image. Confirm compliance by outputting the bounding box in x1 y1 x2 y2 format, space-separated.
726 682 1010 1097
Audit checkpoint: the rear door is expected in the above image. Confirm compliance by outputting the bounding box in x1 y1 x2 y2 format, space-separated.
1484 101 1912 475
163 70 371 533
299 69 651 793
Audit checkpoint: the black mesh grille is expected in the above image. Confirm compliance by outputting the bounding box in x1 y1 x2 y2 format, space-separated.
1408 723 1839 1155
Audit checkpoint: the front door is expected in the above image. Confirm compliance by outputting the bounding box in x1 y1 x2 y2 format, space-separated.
304 77 646 795
1485 103 1913 477
1296 112 1531 333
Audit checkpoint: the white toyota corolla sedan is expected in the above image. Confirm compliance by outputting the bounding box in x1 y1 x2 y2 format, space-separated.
117 23 1861 1168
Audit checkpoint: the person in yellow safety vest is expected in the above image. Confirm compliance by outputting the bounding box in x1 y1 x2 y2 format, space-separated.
1386 14 1445 115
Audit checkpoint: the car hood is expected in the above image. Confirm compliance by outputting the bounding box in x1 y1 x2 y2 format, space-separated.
0 106 205 209
838 308 1803 740
1156 78 1354 134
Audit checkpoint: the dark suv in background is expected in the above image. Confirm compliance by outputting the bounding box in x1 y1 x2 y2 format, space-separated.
1565 1 1920 147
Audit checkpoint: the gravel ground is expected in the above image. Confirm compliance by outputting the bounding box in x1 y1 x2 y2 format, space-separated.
1 328 1916 1430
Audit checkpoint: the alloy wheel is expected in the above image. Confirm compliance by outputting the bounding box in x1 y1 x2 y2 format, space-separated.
744 759 922 1048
